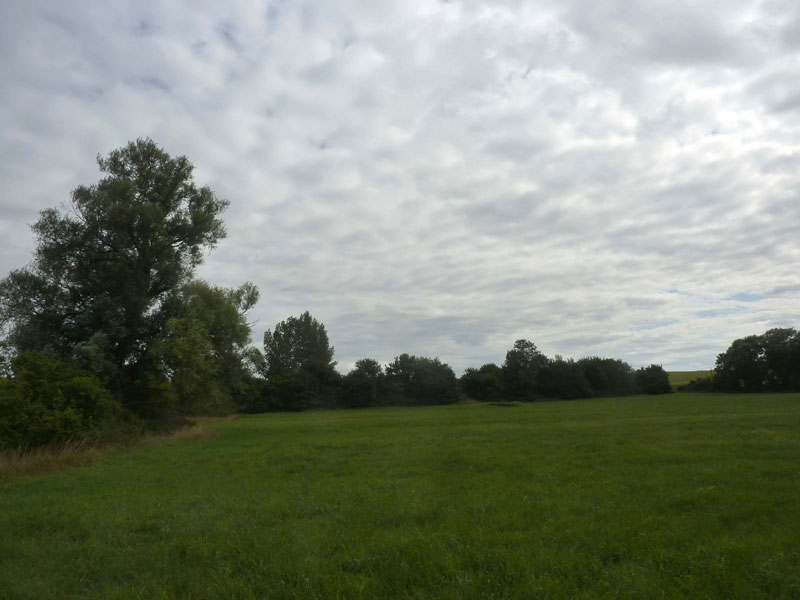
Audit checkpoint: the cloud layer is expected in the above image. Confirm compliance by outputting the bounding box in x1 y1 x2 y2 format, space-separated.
2 0 799 372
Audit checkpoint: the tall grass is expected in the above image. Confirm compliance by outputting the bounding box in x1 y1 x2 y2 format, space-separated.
0 419 219 483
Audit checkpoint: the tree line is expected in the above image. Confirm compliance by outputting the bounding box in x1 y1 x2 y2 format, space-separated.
0 140 790 450
679 328 800 393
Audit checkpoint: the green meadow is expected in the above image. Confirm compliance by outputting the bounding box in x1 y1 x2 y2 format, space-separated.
2 393 799 599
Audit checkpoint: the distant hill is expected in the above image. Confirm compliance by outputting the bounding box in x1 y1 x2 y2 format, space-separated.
667 370 714 390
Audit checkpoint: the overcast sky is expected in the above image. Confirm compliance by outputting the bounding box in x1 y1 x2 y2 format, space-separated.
2 0 798 373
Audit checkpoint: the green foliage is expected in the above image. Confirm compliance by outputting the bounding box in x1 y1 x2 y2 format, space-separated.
538 356 593 399
343 358 384 408
677 376 714 392
385 354 458 405
263 311 335 378
155 280 260 414
502 339 548 399
576 356 637 397
459 363 504 401
0 352 119 448
151 317 225 415
715 328 800 392
635 364 672 394
0 139 233 417
260 312 337 411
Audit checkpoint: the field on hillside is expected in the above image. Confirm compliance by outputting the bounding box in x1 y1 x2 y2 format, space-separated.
2 394 799 599
668 370 715 389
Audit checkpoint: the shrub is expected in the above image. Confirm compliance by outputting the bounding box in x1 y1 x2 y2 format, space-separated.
539 357 594 399
0 352 120 448
343 359 384 408
459 363 504 401
385 354 458 405
635 364 672 394
678 377 714 392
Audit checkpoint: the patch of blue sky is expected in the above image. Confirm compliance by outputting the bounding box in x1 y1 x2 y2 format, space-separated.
729 292 765 302
696 308 744 318
635 319 678 331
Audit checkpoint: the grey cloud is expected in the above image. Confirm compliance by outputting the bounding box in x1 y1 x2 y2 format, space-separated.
3 0 800 374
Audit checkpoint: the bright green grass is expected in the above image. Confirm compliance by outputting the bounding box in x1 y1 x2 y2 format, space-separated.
2 394 799 599
668 370 715 390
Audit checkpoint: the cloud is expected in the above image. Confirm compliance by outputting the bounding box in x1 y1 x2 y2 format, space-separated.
1 0 799 374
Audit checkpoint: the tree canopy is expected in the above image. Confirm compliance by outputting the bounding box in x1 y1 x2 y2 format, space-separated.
502 339 548 399
0 139 255 418
714 328 800 392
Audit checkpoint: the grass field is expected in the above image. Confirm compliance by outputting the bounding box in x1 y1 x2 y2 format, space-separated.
2 394 799 599
668 370 715 390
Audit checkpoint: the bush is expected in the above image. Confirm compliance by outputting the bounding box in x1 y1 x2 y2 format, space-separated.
678 377 714 392
0 352 120 448
577 357 636 397
343 359 384 408
459 363 504 401
385 354 458 405
635 364 672 394
538 358 594 399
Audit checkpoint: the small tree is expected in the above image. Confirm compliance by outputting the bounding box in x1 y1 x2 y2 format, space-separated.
459 363 504 401
502 339 548 400
385 354 458 405
635 364 672 394
261 311 337 410
343 358 384 408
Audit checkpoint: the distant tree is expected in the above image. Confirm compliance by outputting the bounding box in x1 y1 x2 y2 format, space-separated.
261 311 337 410
0 139 235 417
263 312 335 378
714 335 767 392
459 363 504 401
502 339 548 400
577 357 636 396
385 354 458 405
714 328 800 392
635 364 672 394
538 356 593 399
762 328 800 391
342 358 384 408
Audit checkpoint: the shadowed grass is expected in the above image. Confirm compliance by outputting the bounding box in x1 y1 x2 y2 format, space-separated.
1 394 799 598
0 419 222 483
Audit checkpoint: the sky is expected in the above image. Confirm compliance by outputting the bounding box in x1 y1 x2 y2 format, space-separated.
1 0 799 374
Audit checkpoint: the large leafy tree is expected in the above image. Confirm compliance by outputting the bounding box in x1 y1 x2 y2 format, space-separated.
261 311 338 410
502 339 548 399
0 138 231 413
262 311 336 379
714 328 800 392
